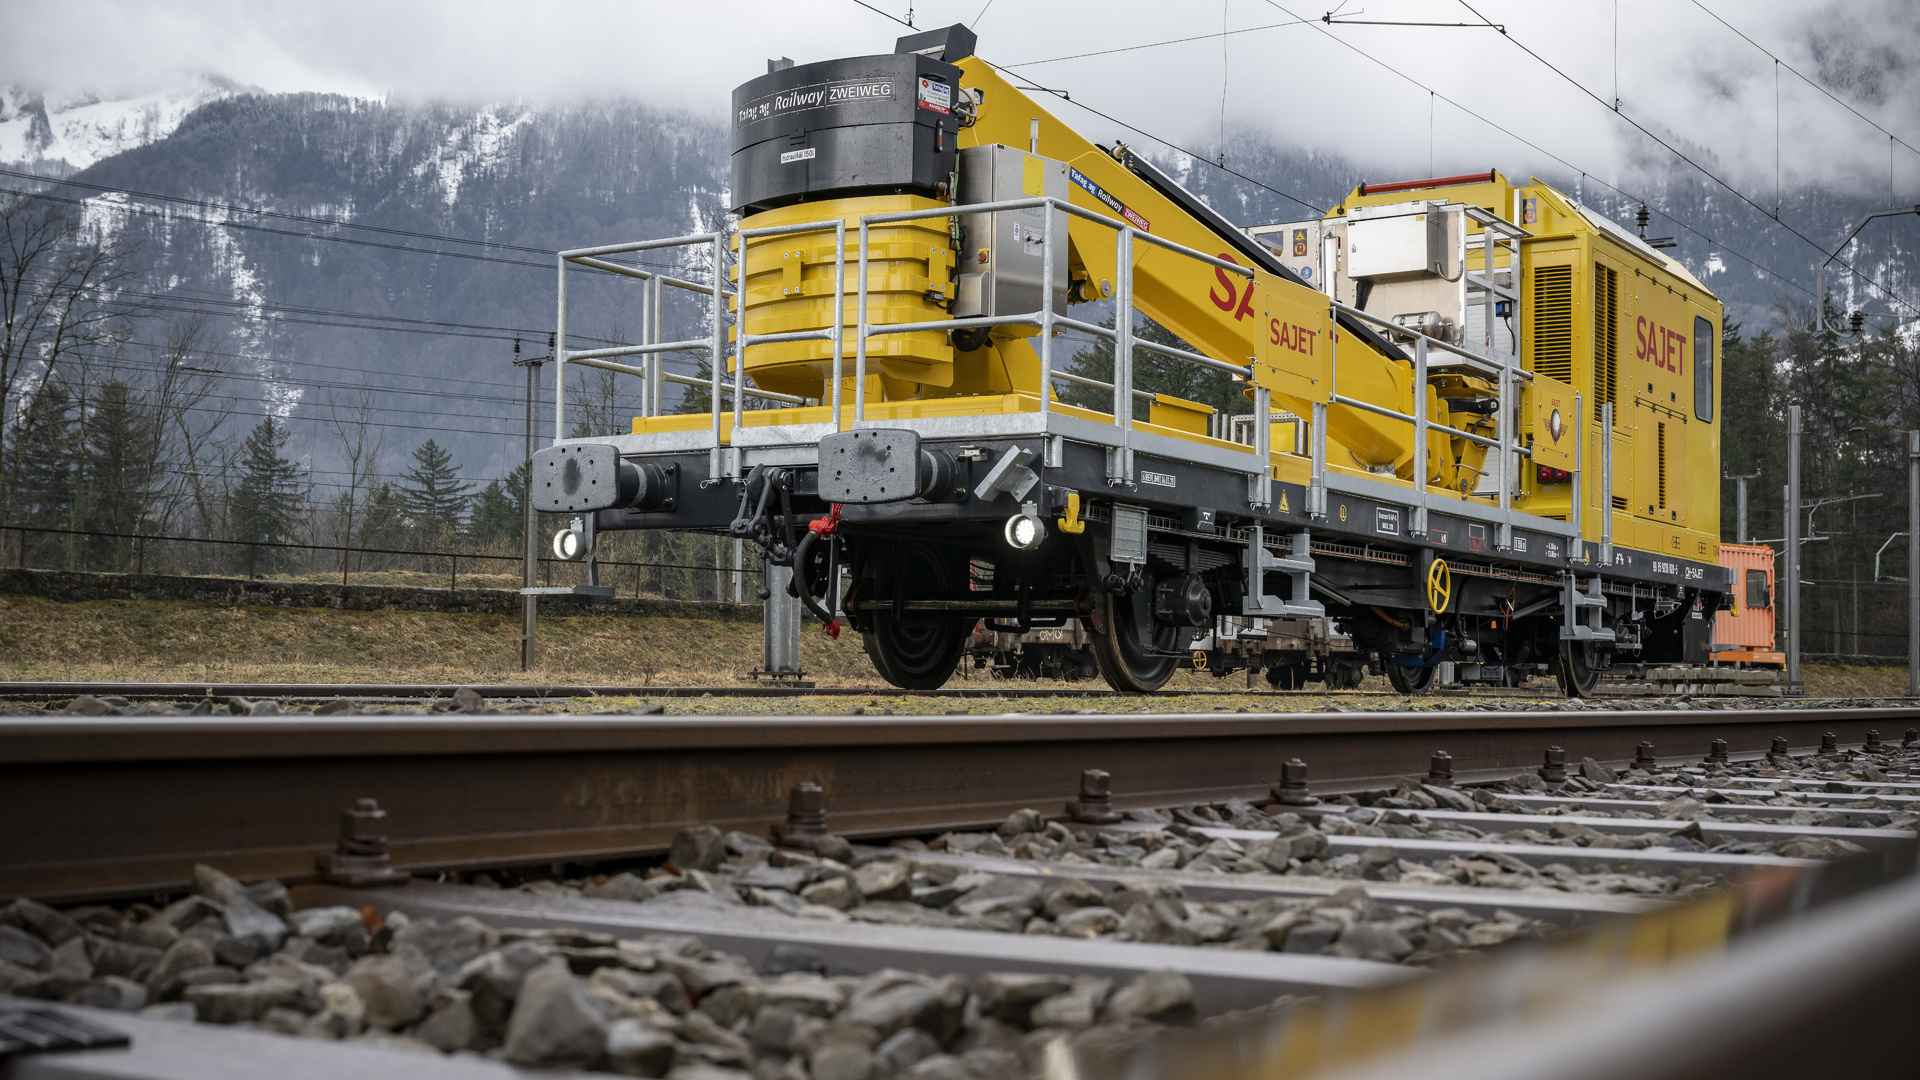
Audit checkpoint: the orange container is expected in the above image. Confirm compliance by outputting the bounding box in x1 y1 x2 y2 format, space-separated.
1714 543 1782 665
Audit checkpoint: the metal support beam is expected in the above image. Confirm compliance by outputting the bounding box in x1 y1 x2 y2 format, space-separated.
515 346 543 672
1600 403 1614 566
762 560 803 679
1786 405 1802 688
1909 431 1918 697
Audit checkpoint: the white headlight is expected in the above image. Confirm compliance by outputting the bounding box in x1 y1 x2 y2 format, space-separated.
1004 512 1044 550
552 528 581 559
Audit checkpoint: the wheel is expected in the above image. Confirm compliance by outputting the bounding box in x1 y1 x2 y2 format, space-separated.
1331 663 1364 690
1387 660 1436 695
860 544 968 690
1089 587 1181 693
1555 639 1602 697
1264 663 1312 690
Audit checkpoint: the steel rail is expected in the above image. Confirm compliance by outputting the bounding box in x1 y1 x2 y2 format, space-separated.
3 706 1917 902
0 681 1336 702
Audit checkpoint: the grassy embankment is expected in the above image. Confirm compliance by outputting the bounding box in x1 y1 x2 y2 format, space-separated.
0 593 1903 712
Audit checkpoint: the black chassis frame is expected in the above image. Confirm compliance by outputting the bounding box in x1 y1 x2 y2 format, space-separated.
588 431 1735 682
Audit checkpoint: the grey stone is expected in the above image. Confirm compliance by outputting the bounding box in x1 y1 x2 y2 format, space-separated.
812 1040 877 1080
185 977 309 1024
585 872 664 902
724 830 774 857
144 937 216 999
1421 784 1477 813
455 941 551 1034
118 921 178 951
304 981 367 1039
759 973 845 1017
150 896 224 934
83 936 160 981
392 916 495 971
875 1026 943 1073
731 866 810 893
749 1003 806 1053
605 1017 677 1077
670 825 728 873
845 974 965 1042
675 1009 755 1062
241 880 293 920
699 981 762 1027
1102 970 1193 1024
278 937 351 973
1336 922 1415 962
1041 878 1105 918
1281 921 1341 954
853 859 913 901
1579 758 1618 784
665 1066 756 1080
656 952 755 995
65 694 112 715
593 968 692 1014
974 972 1072 1026
1 899 83 946
288 906 368 950
997 809 1046 837
1029 976 1111 1031
62 975 148 1011
0 958 37 995
139 1002 198 1023
415 990 485 1052
503 960 610 1068
0 925 49 968
344 954 425 1029
801 877 857 911
452 687 484 711
903 1054 970 1080
192 866 288 950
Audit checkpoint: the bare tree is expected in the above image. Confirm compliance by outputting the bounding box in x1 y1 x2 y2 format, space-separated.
144 315 233 540
0 192 147 525
325 390 386 577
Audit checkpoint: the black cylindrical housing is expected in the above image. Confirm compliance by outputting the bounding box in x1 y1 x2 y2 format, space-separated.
731 51 964 215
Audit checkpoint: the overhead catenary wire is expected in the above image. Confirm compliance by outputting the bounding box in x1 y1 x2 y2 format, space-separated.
1449 0 1918 317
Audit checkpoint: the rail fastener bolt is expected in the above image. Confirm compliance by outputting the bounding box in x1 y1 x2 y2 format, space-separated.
1906 729 1918 750
1539 746 1568 784
1634 742 1658 771
1706 739 1730 767
1821 732 1839 755
1770 735 1790 757
316 797 409 887
1864 730 1885 754
1426 751 1455 787
1067 768 1123 825
771 781 849 861
1272 758 1317 806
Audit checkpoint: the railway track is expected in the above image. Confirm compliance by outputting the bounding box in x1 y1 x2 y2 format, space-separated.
3 702 1918 1079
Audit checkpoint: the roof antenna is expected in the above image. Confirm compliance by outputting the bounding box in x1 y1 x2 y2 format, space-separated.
1635 202 1677 249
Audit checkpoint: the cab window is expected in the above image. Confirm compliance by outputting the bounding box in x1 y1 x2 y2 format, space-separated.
1694 316 1714 422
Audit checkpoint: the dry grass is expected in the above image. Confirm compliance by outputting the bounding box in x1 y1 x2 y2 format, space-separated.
0 593 1898 711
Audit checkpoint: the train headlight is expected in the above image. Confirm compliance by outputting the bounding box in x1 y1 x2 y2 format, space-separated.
552 528 582 560
1004 511 1045 551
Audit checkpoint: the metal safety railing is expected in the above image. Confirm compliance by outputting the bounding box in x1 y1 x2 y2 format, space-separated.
553 191 1557 526
851 195 1268 505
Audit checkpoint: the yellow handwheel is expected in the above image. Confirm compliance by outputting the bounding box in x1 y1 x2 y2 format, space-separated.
1426 558 1452 614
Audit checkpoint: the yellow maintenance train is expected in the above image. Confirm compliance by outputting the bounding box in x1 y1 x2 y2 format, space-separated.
532 25 1736 696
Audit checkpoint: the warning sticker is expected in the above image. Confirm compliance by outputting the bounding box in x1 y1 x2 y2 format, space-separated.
1069 168 1150 233
916 77 951 114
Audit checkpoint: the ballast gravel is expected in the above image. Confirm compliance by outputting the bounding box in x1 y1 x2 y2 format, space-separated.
0 865 1273 1078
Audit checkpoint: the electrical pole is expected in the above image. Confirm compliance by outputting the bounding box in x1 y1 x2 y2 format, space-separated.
1909 431 1919 696
1785 406 1801 689
1725 471 1759 544
514 337 547 671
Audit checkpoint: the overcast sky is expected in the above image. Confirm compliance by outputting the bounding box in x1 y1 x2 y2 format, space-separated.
5 0 1917 198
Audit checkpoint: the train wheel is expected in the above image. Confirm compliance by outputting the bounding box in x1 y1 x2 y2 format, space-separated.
1555 640 1602 697
1090 589 1180 693
1264 663 1312 690
861 544 968 690
1386 661 1436 695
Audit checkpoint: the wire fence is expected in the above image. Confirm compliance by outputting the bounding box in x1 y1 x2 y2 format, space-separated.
0 524 751 604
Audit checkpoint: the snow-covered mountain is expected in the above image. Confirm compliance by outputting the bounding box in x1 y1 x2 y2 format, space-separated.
0 76 257 174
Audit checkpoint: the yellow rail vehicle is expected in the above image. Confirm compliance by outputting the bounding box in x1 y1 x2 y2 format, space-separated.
533 25 1734 696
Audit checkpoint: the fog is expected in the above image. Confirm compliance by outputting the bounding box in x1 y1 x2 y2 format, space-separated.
4 0 1916 197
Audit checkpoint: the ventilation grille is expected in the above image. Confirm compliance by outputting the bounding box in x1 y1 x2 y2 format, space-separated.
1611 496 1628 511
1594 263 1618 422
1657 422 1668 510
1531 265 1574 384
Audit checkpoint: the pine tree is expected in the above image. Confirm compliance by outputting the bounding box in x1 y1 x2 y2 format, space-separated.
8 383 76 565
230 416 305 568
401 439 473 544
466 464 526 551
79 380 159 569
1062 313 1231 418
357 482 409 552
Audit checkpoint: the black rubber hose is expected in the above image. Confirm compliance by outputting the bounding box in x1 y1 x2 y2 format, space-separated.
788 530 839 626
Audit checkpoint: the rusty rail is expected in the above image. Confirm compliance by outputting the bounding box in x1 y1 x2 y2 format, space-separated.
5 705 1919 902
